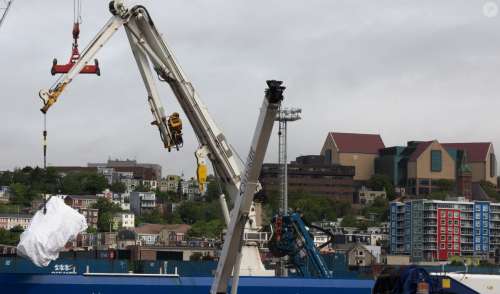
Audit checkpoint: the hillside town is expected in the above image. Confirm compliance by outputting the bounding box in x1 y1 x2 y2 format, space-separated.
1 131 498 269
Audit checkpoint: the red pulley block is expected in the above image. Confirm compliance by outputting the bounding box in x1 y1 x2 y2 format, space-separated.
51 23 100 76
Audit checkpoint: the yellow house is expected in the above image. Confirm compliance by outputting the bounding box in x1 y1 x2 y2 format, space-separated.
407 140 456 195
442 142 497 186
321 132 385 181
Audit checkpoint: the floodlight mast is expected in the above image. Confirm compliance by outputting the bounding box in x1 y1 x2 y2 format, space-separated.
275 107 301 277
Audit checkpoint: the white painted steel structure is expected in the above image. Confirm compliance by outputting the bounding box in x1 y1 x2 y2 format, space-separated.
38 2 284 293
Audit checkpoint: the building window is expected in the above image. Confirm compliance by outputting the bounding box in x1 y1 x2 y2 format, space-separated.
431 150 442 172
324 149 332 164
491 153 497 178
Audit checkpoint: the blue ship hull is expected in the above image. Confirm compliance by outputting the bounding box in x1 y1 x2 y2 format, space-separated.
0 274 374 294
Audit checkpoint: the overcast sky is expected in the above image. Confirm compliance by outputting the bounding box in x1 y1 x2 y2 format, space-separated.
1 0 500 177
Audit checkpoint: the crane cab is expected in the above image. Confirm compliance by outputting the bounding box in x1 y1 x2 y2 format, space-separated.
167 112 183 149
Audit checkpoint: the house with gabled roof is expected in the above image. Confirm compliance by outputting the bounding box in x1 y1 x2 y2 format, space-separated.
321 132 385 181
406 140 456 196
442 142 497 186
377 139 497 197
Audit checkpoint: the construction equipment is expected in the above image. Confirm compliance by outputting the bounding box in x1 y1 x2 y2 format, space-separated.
50 0 100 75
38 2 284 293
373 266 479 294
0 0 13 30
269 212 334 278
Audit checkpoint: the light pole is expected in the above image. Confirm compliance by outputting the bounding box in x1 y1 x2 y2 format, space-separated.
275 107 301 277
275 107 301 216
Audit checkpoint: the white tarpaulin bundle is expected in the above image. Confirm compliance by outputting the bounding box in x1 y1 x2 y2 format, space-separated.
17 197 88 267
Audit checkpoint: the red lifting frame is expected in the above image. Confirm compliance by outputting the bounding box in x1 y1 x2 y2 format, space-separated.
51 23 100 76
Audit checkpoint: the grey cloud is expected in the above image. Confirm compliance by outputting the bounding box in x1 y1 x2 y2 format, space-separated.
1 0 499 177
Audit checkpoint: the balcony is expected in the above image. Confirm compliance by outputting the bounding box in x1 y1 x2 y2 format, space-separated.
141 201 156 208
461 222 473 228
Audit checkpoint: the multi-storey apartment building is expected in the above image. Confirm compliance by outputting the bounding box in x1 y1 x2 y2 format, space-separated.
64 195 99 209
130 192 156 216
113 212 135 230
0 214 32 230
78 208 98 229
159 175 181 193
390 199 499 262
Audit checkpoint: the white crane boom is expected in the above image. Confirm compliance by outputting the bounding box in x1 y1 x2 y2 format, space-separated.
39 2 285 293
0 0 13 30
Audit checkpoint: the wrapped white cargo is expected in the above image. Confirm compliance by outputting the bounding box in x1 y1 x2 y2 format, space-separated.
17 197 88 267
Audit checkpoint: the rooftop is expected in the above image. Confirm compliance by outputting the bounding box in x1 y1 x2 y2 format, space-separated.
134 223 191 235
328 132 385 154
65 195 100 200
408 141 433 162
0 213 33 219
442 142 492 162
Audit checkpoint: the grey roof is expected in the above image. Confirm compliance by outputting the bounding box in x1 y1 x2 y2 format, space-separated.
66 195 99 200
0 213 33 219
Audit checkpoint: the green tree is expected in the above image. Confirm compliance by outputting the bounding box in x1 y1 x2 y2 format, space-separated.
142 209 165 224
287 192 352 222
362 196 389 224
480 181 499 201
155 190 179 203
205 180 220 202
188 219 224 238
0 226 24 246
434 179 455 192
367 174 395 200
61 171 107 195
134 182 149 192
0 171 13 186
92 198 122 232
340 214 358 228
109 181 127 193
9 225 24 233
9 183 30 206
97 212 114 232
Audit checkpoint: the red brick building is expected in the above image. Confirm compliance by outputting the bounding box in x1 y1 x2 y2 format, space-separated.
259 155 355 203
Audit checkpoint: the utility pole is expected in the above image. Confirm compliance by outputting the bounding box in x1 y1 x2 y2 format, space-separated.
275 106 301 277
